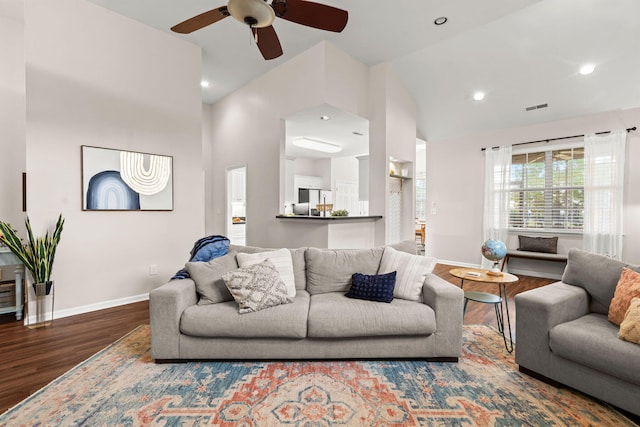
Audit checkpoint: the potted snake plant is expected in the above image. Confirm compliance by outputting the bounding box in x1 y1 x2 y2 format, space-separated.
0 214 64 296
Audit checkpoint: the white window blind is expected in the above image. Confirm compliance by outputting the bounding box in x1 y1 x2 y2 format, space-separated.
509 146 584 231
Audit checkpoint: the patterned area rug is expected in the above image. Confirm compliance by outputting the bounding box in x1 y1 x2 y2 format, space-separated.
1 325 635 426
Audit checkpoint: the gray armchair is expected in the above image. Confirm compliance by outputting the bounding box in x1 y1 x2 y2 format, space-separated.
515 249 640 417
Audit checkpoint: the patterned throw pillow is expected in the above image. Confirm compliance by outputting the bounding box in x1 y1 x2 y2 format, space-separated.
346 271 397 303
377 246 437 302
608 268 640 325
236 248 296 297
619 297 640 345
222 259 293 314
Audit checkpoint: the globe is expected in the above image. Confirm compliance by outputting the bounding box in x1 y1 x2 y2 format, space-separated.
481 239 507 276
481 239 507 262
482 239 507 261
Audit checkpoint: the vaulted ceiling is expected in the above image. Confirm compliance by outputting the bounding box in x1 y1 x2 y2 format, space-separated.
88 0 640 141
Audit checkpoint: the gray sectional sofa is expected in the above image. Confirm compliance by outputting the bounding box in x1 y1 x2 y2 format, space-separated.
150 241 464 362
515 249 640 416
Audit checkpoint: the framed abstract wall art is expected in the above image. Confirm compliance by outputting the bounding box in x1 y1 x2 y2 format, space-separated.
81 146 173 211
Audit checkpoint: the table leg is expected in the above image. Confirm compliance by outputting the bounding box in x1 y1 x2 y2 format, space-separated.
460 279 468 316
498 283 514 353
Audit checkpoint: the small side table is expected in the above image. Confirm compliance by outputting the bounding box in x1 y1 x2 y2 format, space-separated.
449 267 518 353
0 250 24 321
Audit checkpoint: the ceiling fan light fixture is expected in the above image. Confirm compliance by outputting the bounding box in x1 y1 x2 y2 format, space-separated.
228 0 275 28
293 137 342 153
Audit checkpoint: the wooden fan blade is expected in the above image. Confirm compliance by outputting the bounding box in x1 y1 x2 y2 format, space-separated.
253 26 283 60
171 6 230 34
278 0 348 33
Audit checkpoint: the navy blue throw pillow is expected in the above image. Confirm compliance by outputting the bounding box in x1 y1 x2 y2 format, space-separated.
346 271 397 303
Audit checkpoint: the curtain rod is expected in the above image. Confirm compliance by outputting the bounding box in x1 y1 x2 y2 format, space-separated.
481 126 637 151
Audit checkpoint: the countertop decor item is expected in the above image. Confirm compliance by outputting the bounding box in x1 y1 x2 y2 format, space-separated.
331 209 348 217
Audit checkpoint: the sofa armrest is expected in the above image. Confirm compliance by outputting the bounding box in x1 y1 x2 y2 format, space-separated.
515 281 589 375
422 274 464 357
149 279 198 360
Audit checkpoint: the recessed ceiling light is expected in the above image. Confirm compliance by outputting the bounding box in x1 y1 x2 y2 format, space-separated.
473 91 485 101
434 17 447 25
579 64 595 75
320 115 331 121
201 80 210 88
293 137 342 153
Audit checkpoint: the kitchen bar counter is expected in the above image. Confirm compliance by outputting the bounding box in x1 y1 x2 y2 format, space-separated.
275 215 382 248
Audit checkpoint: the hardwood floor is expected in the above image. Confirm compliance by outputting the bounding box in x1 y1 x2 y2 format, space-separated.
0 301 149 414
432 264 556 334
0 265 553 414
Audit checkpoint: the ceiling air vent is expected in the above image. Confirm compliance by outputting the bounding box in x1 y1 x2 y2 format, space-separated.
525 103 549 111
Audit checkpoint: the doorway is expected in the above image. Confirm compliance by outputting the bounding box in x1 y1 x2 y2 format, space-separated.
226 165 247 246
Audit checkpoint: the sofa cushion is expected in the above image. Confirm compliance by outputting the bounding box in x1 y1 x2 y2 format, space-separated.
305 247 384 295
378 246 436 302
180 291 310 338
549 313 640 385
307 292 436 338
289 248 307 291
561 249 640 315
237 248 296 297
185 250 238 305
608 268 640 325
346 271 396 303
222 259 293 314
620 297 640 345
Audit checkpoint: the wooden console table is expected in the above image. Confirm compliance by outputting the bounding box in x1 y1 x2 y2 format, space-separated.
0 249 25 321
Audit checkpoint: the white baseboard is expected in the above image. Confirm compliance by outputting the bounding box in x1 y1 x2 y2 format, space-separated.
24 293 149 325
504 268 562 280
438 259 481 269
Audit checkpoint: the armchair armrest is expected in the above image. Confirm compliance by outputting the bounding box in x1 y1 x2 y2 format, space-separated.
515 281 589 375
422 274 464 357
150 279 198 360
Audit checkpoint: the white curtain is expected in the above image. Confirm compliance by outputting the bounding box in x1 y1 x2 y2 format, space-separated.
482 145 512 269
583 130 627 260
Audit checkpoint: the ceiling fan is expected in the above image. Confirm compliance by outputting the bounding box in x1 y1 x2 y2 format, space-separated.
171 0 348 60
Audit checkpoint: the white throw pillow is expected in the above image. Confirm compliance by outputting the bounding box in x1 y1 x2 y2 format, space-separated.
378 246 437 301
236 248 296 297
222 259 293 314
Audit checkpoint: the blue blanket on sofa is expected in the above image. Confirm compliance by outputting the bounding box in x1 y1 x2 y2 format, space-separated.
171 235 230 280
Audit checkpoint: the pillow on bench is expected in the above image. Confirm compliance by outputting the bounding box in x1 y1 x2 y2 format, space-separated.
518 235 558 254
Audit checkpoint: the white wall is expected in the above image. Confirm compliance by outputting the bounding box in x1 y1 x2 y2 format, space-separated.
331 156 359 188
426 107 640 268
0 1 26 229
206 43 417 249
206 42 371 249
368 63 418 245
22 0 204 315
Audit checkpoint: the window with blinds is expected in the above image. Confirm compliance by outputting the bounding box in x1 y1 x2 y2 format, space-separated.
509 146 584 231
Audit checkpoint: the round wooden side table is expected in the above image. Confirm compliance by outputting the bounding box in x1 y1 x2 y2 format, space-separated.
449 267 519 353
